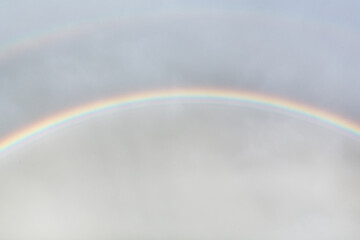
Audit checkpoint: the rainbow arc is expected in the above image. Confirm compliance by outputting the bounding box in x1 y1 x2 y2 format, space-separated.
1 89 359 157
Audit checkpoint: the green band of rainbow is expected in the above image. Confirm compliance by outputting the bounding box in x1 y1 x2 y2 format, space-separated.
1 89 360 157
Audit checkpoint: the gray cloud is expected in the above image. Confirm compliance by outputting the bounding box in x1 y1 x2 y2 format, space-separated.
1 105 359 239
0 0 360 239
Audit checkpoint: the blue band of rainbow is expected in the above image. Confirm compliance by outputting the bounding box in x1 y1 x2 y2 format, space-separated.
1 89 359 157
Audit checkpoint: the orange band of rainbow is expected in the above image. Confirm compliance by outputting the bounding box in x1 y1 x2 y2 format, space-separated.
1 89 359 157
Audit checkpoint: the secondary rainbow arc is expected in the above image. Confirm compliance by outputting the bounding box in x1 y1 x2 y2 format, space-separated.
0 89 360 157
1 9 358 62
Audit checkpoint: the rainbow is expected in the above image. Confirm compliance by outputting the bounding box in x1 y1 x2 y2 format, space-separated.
1 9 356 62
0 88 360 157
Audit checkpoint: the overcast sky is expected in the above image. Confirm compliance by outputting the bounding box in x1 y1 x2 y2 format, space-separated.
0 0 360 239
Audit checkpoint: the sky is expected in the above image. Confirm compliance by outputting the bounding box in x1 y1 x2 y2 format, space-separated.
0 0 360 239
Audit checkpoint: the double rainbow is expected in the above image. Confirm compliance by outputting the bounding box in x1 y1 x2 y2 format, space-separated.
1 89 360 157
1 11 360 157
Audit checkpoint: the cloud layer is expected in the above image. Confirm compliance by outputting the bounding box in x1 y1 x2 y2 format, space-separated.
0 1 359 239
